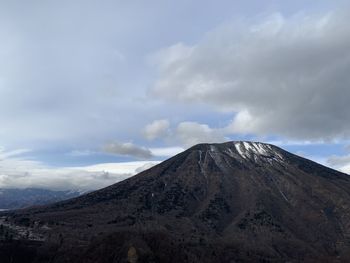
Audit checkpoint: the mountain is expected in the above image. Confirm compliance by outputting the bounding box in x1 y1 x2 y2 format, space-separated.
1 141 350 262
0 188 83 210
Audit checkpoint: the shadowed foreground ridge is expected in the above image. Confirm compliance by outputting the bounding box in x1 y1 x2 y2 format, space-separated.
1 141 350 262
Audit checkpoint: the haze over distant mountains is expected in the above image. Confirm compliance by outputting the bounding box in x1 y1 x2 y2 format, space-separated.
1 141 350 262
0 188 84 210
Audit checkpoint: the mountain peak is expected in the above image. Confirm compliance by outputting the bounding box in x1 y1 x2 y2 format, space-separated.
192 141 284 166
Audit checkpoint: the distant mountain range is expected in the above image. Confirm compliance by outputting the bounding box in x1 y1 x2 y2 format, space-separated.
1 141 350 262
0 188 84 210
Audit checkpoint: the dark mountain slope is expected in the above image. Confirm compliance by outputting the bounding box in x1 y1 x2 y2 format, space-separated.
1 141 350 262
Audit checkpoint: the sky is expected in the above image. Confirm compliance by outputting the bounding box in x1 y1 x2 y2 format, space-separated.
0 0 350 190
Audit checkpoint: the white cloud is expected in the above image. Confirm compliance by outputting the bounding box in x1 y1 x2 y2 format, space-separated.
337 164 350 174
151 10 350 141
176 121 226 147
0 148 31 159
0 148 159 191
150 146 184 157
327 155 350 167
135 162 159 173
67 150 96 157
143 118 229 148
225 110 257 134
327 154 350 174
143 119 228 148
74 161 159 175
103 142 153 159
143 119 170 140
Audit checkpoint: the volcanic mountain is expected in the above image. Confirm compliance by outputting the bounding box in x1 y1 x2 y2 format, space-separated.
1 141 350 262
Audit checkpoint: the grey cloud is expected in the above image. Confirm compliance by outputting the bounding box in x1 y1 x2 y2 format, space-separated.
0 1 345 153
0 0 261 150
103 142 153 159
151 11 350 141
0 1 183 150
143 119 170 140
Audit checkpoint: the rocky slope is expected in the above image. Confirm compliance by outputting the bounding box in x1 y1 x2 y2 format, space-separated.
1 141 350 262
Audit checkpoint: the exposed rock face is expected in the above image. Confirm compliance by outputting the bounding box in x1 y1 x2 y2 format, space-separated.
1 141 350 262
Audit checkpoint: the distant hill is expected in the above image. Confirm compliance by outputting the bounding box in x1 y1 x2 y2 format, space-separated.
1 141 350 262
0 188 83 210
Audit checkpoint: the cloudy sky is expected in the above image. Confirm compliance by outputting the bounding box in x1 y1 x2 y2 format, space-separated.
0 0 350 190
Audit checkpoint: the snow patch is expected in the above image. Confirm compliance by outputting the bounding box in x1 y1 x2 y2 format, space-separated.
210 145 217 152
234 142 247 158
232 141 284 163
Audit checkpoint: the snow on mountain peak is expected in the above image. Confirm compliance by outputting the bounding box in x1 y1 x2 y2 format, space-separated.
231 141 284 162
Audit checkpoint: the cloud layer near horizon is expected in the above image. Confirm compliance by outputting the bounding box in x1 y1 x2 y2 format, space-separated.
0 148 159 190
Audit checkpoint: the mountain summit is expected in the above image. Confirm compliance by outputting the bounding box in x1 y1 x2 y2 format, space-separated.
2 141 350 262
